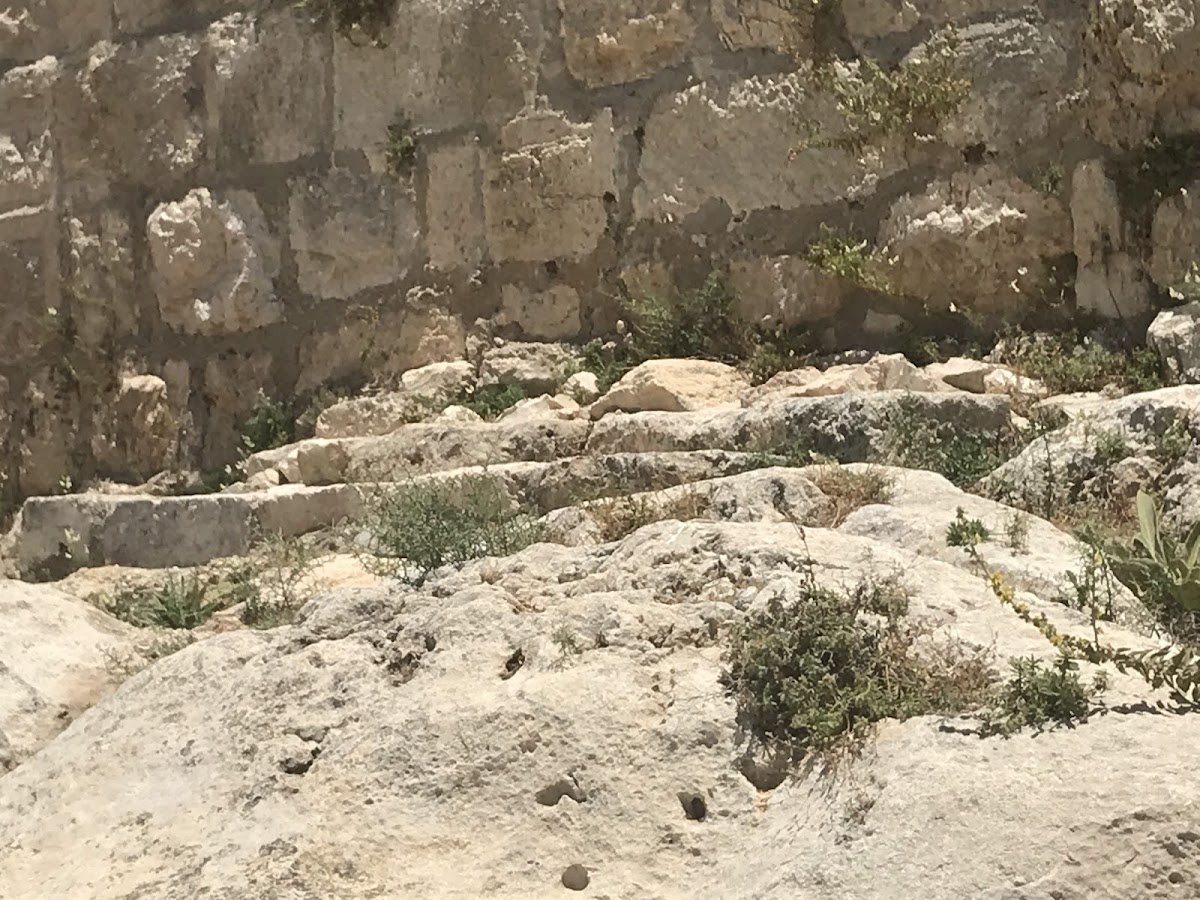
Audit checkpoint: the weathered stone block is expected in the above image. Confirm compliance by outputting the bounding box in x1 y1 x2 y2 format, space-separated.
0 58 57 213
483 110 617 262
56 35 206 187
289 168 419 299
90 375 180 482
333 0 541 161
62 200 139 349
1151 180 1200 293
148 188 282 335
0 207 54 368
202 350 274 467
728 256 843 327
205 10 330 166
0 1 110 65
559 0 694 87
497 284 582 341
426 139 485 271
634 73 900 220
114 0 247 35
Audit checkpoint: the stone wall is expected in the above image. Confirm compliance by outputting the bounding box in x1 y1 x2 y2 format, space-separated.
1 0 1199 494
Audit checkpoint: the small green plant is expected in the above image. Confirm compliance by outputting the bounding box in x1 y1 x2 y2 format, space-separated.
241 393 295 455
994 331 1165 395
1091 426 1131 469
1031 162 1065 196
880 395 1021 487
240 532 326 629
978 655 1106 737
722 564 995 756
1114 491 1200 614
385 116 421 180
805 229 890 292
945 508 990 548
624 272 746 363
456 384 526 420
579 339 638 393
587 488 707 542
1152 416 1192 467
301 0 394 45
358 475 545 581
100 572 235 630
551 625 582 658
1005 509 1031 553
801 29 970 153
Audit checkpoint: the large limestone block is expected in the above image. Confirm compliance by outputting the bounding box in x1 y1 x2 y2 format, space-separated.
333 0 542 161
62 197 138 349
1071 159 1152 319
0 58 57 213
56 35 206 187
425 139 486 271
728 255 843 327
559 0 695 86
1148 302 1200 383
0 579 136 771
711 0 800 52
205 10 330 166
289 168 420 299
1150 180 1200 293
479 342 579 393
90 375 179 482
746 354 950 405
148 188 282 335
0 1 110 64
591 359 751 418
0 207 55 367
635 73 901 220
497 284 582 340
483 109 617 262
876 166 1071 317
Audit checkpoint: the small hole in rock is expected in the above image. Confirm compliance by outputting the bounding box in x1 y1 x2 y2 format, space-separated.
603 191 616 204
544 260 559 277
561 864 589 891
679 792 707 821
501 648 525 679
962 142 988 164
424 634 437 651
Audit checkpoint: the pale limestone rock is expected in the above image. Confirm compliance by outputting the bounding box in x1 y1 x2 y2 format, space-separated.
563 371 601 404
1150 180 1200 293
62 200 137 348
0 579 136 771
1148 302 1200 383
18 370 81 497
431 404 485 425
747 354 948 405
148 188 282 335
56 35 205 186
497 284 582 340
981 367 1049 398
90 375 179 482
711 0 801 52
924 357 998 393
498 394 582 424
395 286 469 371
728 255 843 327
558 0 695 87
425 139 486 270
205 9 330 166
289 169 420 300
0 58 56 212
0 0 109 64
479 342 579 393
332 0 540 158
483 109 617 262
877 166 1072 317
0 207 55 367
591 359 750 418
1071 159 1152 319
315 362 475 439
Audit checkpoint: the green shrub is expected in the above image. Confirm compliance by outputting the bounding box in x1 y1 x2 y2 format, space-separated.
945 507 990 548
385 117 421 180
806 465 894 527
802 30 970 153
457 384 526 420
100 571 246 630
359 475 545 581
994 332 1165 394
804 229 889 292
625 272 745 362
301 0 394 44
880 395 1020 487
978 655 1105 737
241 393 295 455
240 532 326 629
722 570 994 756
